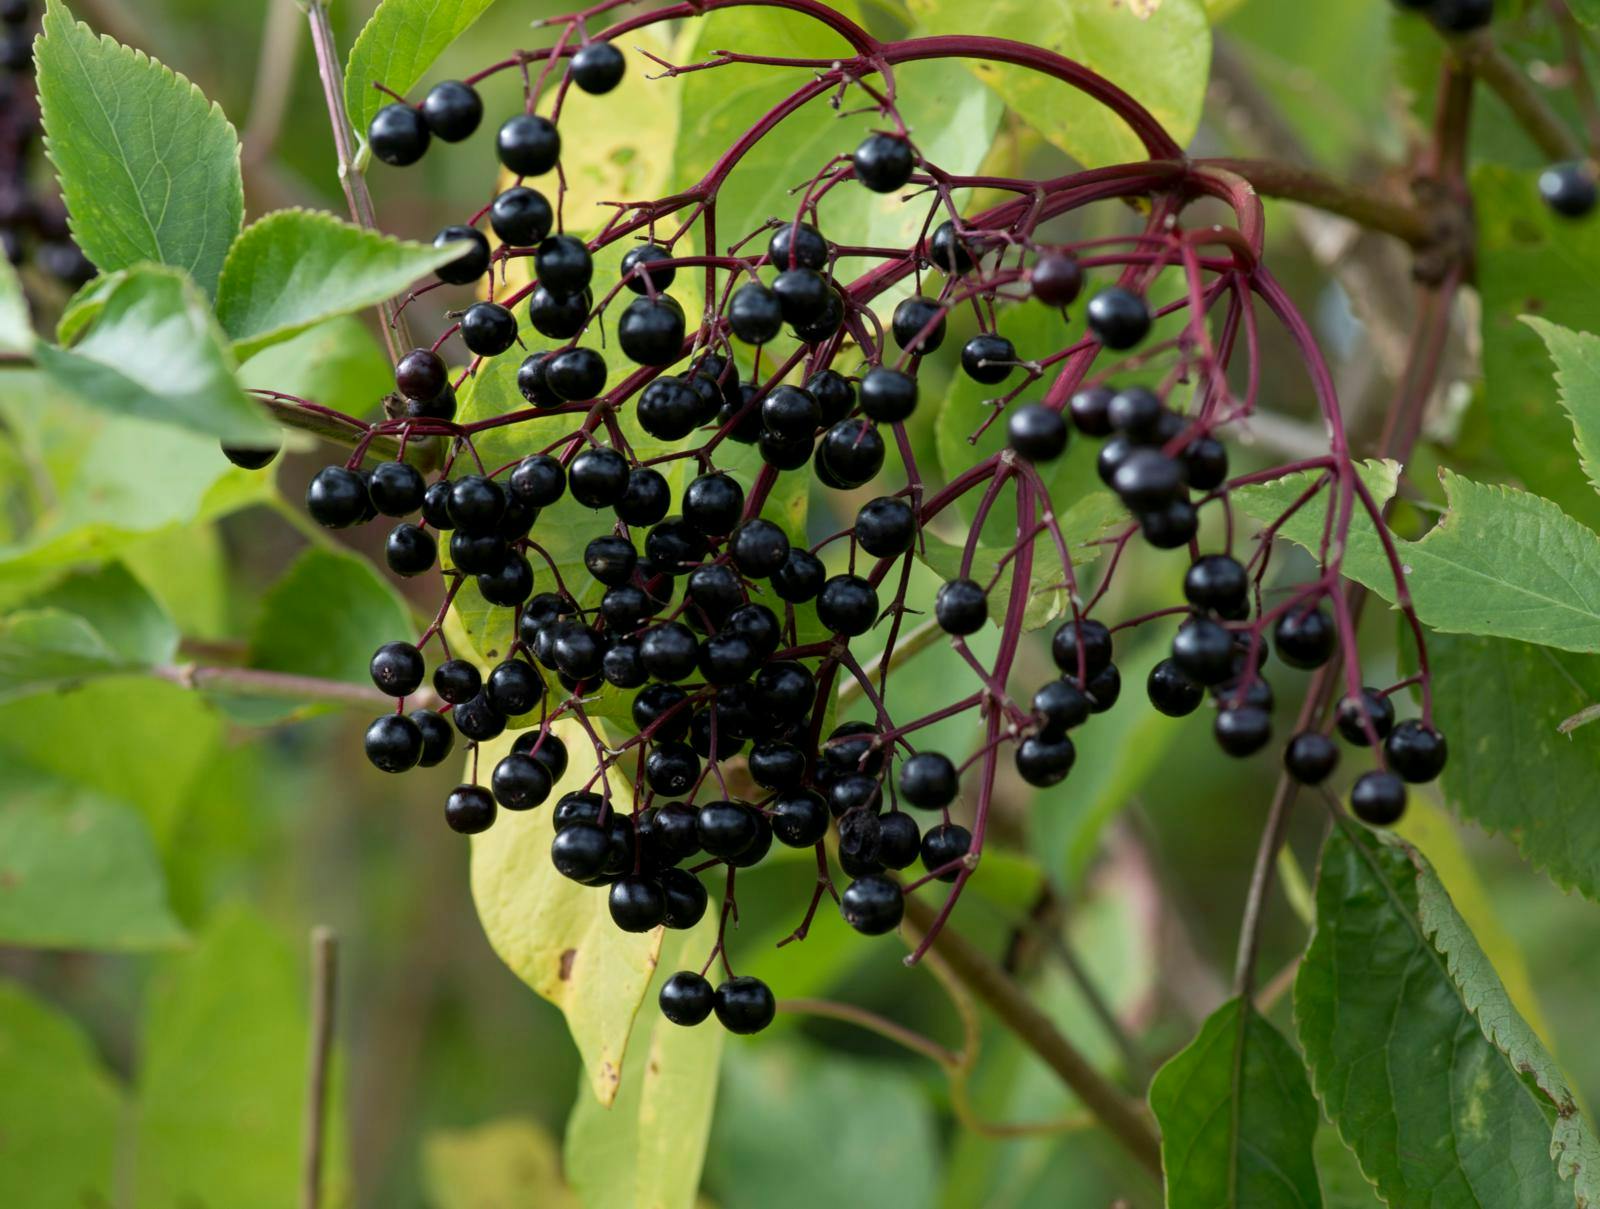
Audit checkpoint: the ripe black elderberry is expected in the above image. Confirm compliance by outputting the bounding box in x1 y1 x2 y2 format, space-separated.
772 268 833 326
1385 720 1448 783
490 186 554 247
396 348 449 403
510 454 566 506
729 519 790 578
1069 385 1115 436
921 823 971 881
660 971 715 1026
1185 554 1249 615
491 754 553 811
1031 253 1084 307
892 295 946 354
1147 659 1204 717
620 243 676 293
432 659 481 704
853 133 914 192
1171 619 1235 686
714 976 775 1034
365 714 422 773
221 440 281 470
818 575 879 636
817 420 886 488
369 103 430 166
528 286 590 338
761 384 820 439
486 659 541 715
609 876 667 932
1215 707 1272 757
1007 405 1068 461
568 448 629 508
445 785 497 834
661 868 708 929
434 225 491 285
1034 679 1090 734
497 113 561 176
1351 771 1407 825
1540 162 1597 219
1274 604 1337 670
859 367 917 423
386 523 437 577
961 333 1016 385
729 282 784 344
637 377 703 441
449 475 506 532
619 296 686 366
552 822 609 880
536 235 594 296
841 875 904 935
769 221 829 271
306 466 368 529
369 461 425 516
453 693 507 743
899 751 959 809
1016 733 1075 787
855 496 915 558
1051 618 1113 680
772 791 829 847
370 641 425 696
773 548 826 603
1086 287 1152 350
413 711 455 767
1284 731 1339 785
570 41 626 94
421 81 483 142
460 301 518 356
878 813 921 870
935 578 988 635
1335 688 1395 746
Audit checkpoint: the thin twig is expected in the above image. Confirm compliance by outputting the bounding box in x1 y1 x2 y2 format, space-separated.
1200 157 1436 248
1453 33 1583 161
840 617 943 709
301 927 338 1209
778 997 960 1066
152 662 420 710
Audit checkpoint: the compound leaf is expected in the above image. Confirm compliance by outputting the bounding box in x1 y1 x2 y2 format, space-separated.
1295 821 1600 1208
1150 996 1322 1209
35 0 242 297
345 0 498 145
470 721 663 1107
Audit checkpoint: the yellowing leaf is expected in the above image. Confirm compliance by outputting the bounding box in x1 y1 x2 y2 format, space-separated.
424 1117 580 1209
470 720 662 1106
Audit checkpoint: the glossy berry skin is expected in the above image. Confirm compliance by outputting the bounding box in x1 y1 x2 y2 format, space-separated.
817 420 886 488
368 461 425 517
620 242 676 293
568 448 629 508
1336 688 1395 746
486 660 542 716
921 823 971 881
773 548 826 603
1051 619 1113 680
491 754 553 811
935 578 988 635
535 235 593 296
306 466 368 529
714 976 776 1034
841 875 904 935
369 103 430 166
1185 554 1248 614
489 186 553 246
878 813 920 870
1087 664 1122 711
818 575 879 636
654 971 717 1029
396 347 449 403
729 283 783 344
613 468 669 528
1215 707 1272 757
696 800 759 859
853 133 914 192
645 743 700 796
637 377 702 440
805 370 854 425
729 519 790 578
460 302 518 356
1086 287 1152 351
445 785 497 834
545 347 605 401
1351 770 1407 825
221 441 281 470
645 519 710 574
855 496 915 558
771 791 829 848
1015 733 1075 787
1183 437 1229 491
928 220 974 275
421 81 482 141
1141 500 1199 550
1171 619 1235 687
899 751 959 810
619 296 686 366
1385 720 1448 783
1008 404 1069 461
551 822 609 880
571 41 626 93
609 876 667 932
1069 385 1115 436
892 296 946 354
1274 605 1337 670
761 385 821 439
450 531 507 575
1540 162 1597 219
452 692 507 743
432 659 481 705
497 113 561 176
1112 449 1184 511
1147 659 1204 717
1030 253 1084 306
1284 731 1340 785
769 220 829 271
365 714 422 773
953 336 1011 389
370 641 425 697
510 454 565 506
412 710 455 767
448 475 506 533
1034 679 1090 734
1429 0 1493 33
660 868 708 929
772 268 833 326
386 523 437 577
434 225 491 285
748 742 807 791
528 286 590 338
859 367 918 423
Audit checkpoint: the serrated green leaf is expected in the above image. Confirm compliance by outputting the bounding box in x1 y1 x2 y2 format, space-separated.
35 0 242 297
345 0 498 143
0 259 30 354
1295 822 1598 1208
563 915 723 1209
217 209 472 358
134 904 351 1209
0 981 123 1208
1524 316 1600 501
1150 996 1322 1209
1237 464 1600 653
1423 631 1600 902
908 0 1210 167
34 265 276 444
470 720 663 1108
0 775 187 950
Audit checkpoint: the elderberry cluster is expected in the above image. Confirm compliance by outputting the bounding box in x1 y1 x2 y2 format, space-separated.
0 0 94 287
241 7 1455 1035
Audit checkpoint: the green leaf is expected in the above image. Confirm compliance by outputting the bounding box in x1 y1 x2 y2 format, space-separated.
345 0 498 144
0 775 187 950
22 559 180 663
34 264 276 444
1295 822 1599 1208
0 259 30 354
424 1117 580 1209
237 313 393 409
250 546 412 690
1477 163 1600 531
1574 0 1600 26
134 904 351 1209
0 981 122 1208
35 0 242 297
1237 463 1600 653
1524 316 1600 500
1150 996 1322 1209
0 610 147 699
1424 631 1600 901
471 720 663 1108
217 209 472 358
563 916 724 1209
907 0 1210 167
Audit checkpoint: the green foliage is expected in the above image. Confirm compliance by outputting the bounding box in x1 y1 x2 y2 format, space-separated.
424 1117 579 1208
0 260 30 354
1526 317 1600 498
1295 822 1598 1208
1150 996 1323 1209
345 0 500 145
35 0 243 297
908 0 1211 167
35 265 277 443
0 982 122 1209
217 210 472 358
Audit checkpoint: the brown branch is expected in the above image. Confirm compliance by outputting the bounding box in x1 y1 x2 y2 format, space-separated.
777 997 960 1066
301 927 338 1209
153 662 409 710
1200 157 1437 248
901 893 1163 1178
1453 32 1583 161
